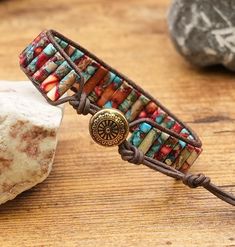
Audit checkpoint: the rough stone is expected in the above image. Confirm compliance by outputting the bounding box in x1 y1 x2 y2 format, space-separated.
168 0 235 71
0 81 64 205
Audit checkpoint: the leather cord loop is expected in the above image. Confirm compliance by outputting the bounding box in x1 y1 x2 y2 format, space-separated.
118 141 144 165
183 173 211 188
53 90 235 206
69 92 91 115
44 29 234 206
118 141 235 206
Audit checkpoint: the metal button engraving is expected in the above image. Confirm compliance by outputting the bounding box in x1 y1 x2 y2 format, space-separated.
89 109 129 147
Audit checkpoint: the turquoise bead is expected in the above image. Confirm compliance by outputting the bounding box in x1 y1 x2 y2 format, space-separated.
70 49 84 61
140 123 152 133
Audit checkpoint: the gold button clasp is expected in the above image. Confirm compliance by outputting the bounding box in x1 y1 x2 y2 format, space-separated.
89 109 129 147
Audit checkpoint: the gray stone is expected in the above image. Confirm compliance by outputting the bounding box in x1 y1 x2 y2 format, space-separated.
168 0 235 71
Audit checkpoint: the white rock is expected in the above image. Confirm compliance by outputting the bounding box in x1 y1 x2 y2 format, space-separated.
0 81 64 205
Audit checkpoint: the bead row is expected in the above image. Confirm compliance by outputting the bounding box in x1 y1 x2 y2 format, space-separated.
19 31 202 172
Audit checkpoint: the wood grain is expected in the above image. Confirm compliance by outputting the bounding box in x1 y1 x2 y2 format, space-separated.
0 0 234 246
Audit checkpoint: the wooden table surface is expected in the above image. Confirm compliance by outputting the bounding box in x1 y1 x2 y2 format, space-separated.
0 0 234 246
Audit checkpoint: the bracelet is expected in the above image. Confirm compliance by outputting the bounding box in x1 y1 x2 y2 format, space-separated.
19 30 235 206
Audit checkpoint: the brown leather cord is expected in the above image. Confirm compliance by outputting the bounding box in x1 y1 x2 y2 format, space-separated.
51 88 235 206
46 29 202 148
45 29 202 147
119 141 235 206
28 29 234 206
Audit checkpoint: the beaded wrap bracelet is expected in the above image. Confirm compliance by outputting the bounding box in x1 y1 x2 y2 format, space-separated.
19 30 235 206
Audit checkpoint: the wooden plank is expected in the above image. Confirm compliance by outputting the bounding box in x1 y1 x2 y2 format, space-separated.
0 0 234 246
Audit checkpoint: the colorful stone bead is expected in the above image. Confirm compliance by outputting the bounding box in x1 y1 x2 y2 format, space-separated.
146 102 158 115
161 116 175 129
129 123 152 147
152 108 167 124
146 132 169 158
164 140 186 166
20 32 44 57
137 102 158 119
102 82 133 109
64 45 77 57
56 39 69 49
173 145 193 170
26 43 57 76
80 62 99 83
171 122 183 133
138 128 161 154
40 49 83 93
96 76 123 107
118 89 141 114
88 71 116 102
125 95 150 122
180 128 194 140
83 66 108 94
52 37 71 53
32 52 65 84
163 121 184 166
154 136 178 162
47 70 81 101
71 49 84 63
171 122 183 134
180 147 202 173
75 55 92 71
19 32 49 68
40 61 72 92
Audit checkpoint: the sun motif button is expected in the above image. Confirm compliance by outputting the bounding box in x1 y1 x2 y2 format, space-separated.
89 109 129 147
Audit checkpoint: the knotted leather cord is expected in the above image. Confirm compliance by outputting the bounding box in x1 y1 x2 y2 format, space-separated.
28 30 235 206
47 82 235 206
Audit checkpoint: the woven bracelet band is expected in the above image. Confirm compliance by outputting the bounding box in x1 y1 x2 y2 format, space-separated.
19 29 235 206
